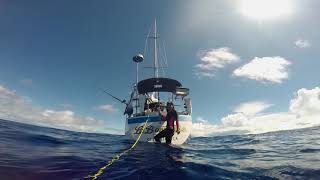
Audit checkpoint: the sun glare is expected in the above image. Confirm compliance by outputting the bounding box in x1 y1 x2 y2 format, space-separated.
241 0 293 20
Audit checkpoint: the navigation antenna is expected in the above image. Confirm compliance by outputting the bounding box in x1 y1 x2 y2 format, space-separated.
132 53 144 114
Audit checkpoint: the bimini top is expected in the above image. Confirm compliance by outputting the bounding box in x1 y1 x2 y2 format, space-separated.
137 78 182 94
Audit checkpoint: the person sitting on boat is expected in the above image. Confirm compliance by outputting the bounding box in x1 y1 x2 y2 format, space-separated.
158 102 166 116
154 102 180 144
159 102 165 111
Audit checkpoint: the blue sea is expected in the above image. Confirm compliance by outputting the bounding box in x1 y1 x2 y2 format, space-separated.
0 119 319 180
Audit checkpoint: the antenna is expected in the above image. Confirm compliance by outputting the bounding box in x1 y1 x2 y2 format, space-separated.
133 53 144 84
132 53 144 114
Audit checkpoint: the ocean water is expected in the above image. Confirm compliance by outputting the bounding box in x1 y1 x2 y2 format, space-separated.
0 119 319 180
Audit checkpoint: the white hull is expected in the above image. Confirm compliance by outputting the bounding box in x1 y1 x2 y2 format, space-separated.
125 114 192 145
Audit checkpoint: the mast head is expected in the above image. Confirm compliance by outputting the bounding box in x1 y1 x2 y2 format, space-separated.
133 54 144 63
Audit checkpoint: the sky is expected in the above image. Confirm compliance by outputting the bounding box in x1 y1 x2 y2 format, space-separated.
0 0 319 136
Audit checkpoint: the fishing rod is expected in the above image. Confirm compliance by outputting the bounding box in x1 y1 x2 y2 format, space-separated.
101 89 127 105
101 89 134 116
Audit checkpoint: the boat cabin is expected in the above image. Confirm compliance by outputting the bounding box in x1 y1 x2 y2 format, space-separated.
133 77 192 117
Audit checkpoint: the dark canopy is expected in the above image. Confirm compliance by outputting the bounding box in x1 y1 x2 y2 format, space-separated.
137 78 182 94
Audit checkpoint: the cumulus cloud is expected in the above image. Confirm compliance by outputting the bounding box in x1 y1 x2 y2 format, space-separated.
196 116 209 123
192 87 320 137
295 39 311 48
290 87 320 117
192 118 221 137
221 113 249 127
195 47 240 78
234 101 273 116
96 104 119 113
233 56 291 83
0 85 121 134
193 71 216 79
19 78 33 86
192 117 250 137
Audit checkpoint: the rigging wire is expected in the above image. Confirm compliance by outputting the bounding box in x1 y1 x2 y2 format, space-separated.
158 39 166 77
143 24 152 58
162 40 169 67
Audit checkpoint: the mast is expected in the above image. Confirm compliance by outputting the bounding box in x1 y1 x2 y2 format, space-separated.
153 19 159 78
153 19 160 100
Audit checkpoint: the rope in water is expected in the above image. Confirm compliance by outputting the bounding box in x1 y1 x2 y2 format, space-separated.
85 119 149 180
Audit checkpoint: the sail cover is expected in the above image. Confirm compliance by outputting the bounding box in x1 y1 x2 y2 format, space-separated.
137 78 182 94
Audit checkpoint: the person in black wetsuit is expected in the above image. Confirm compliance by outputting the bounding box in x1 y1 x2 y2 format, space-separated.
154 102 180 144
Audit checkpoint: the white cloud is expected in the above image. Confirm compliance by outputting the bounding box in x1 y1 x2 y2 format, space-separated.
192 119 250 137
221 113 249 127
19 78 33 86
192 118 221 137
233 56 291 83
195 47 240 78
196 116 208 123
234 101 273 116
196 47 240 70
96 104 119 113
0 85 121 134
295 39 311 48
289 87 320 117
192 87 320 137
193 71 216 79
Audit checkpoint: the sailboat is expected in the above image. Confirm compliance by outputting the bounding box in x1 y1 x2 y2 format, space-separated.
110 20 192 145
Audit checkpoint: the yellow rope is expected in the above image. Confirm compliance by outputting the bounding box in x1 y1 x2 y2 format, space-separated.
85 119 149 180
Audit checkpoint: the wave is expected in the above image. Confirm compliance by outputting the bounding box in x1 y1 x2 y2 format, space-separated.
0 119 319 179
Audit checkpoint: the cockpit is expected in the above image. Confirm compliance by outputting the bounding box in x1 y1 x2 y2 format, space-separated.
132 77 192 117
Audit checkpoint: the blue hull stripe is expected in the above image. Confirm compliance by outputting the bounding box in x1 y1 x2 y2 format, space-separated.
128 116 161 124
127 115 192 124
